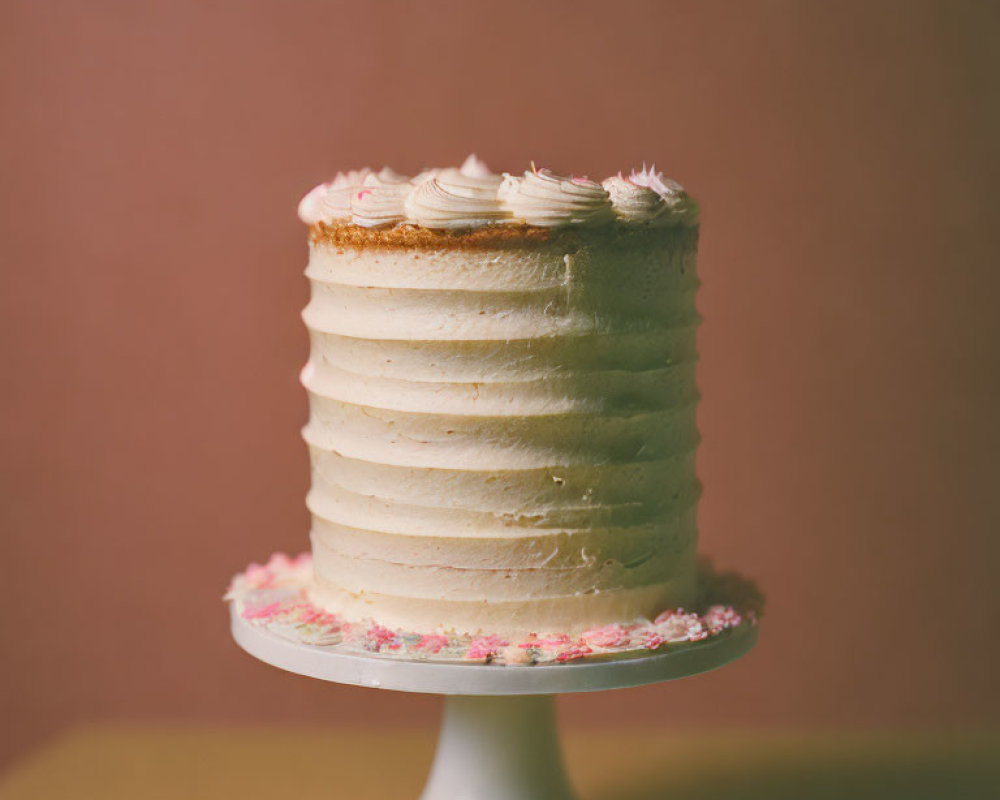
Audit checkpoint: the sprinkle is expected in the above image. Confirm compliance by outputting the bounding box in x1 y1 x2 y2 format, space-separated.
226 553 761 665
415 634 449 654
518 633 572 650
364 624 401 651
467 635 510 661
296 605 340 628
242 601 284 621
556 640 593 662
582 624 630 648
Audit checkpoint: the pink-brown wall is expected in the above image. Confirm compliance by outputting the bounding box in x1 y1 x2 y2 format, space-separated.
2 0 998 767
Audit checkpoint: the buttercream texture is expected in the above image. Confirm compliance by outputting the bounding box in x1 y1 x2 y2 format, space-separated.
300 196 702 636
298 157 699 230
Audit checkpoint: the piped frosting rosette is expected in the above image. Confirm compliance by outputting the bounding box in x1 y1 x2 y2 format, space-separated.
298 157 699 229
499 169 615 227
405 156 509 228
604 164 699 226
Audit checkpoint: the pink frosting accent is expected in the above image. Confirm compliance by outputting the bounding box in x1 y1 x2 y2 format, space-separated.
703 605 742 634
416 634 450 654
556 641 594 662
466 635 510 661
364 624 401 652
518 633 572 650
582 624 630 648
297 606 340 628
227 554 761 665
242 601 283 621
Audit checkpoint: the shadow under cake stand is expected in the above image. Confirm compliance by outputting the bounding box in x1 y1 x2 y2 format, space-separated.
229 568 758 800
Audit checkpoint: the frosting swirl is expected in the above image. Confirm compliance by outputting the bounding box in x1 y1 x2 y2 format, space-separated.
404 158 507 229
602 173 667 223
629 165 700 226
297 160 699 229
298 169 370 225
351 168 412 228
498 169 614 227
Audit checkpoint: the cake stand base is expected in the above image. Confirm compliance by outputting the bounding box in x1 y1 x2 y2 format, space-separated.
423 695 571 800
231 606 757 799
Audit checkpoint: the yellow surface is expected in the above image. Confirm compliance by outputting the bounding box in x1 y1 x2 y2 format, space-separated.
2 727 998 799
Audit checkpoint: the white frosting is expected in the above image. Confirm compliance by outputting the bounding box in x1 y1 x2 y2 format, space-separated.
629 165 700 226
404 166 508 229
370 166 408 184
297 169 370 224
499 169 614 227
603 173 668 223
459 153 493 178
300 227 703 636
351 169 412 228
297 158 699 229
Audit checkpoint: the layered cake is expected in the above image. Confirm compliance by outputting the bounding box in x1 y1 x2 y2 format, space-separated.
297 157 701 639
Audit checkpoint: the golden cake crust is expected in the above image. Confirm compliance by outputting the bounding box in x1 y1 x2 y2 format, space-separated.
309 222 698 252
310 222 554 250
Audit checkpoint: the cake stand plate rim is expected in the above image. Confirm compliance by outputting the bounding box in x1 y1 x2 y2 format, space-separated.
230 603 757 695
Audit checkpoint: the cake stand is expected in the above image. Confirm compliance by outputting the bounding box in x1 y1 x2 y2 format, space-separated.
230 603 757 800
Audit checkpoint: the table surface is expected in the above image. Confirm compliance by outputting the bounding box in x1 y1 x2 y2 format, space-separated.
2 725 998 799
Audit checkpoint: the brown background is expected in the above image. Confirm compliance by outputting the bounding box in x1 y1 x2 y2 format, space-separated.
2 0 998 770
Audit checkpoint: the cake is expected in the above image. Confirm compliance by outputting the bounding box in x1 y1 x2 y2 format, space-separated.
297 156 701 639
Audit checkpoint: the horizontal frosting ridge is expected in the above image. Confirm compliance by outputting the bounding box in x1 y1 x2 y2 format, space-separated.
300 187 703 635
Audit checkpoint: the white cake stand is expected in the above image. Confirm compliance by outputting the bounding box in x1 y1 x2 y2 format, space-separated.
231 605 757 800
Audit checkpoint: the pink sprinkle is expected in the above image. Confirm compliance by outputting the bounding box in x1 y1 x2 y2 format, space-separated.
357 189 372 200
416 634 449 654
226 550 759 665
556 640 593 662
703 605 742 633
296 604 339 627
518 632 571 650
243 601 283 620
582 624 629 648
467 635 510 661
365 624 400 651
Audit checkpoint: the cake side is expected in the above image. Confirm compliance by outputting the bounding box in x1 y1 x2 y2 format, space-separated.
301 217 702 637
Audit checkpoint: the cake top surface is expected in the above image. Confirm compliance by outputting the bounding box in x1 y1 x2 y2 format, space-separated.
299 155 699 232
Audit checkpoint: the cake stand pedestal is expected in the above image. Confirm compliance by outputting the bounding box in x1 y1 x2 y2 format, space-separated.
231 606 757 800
